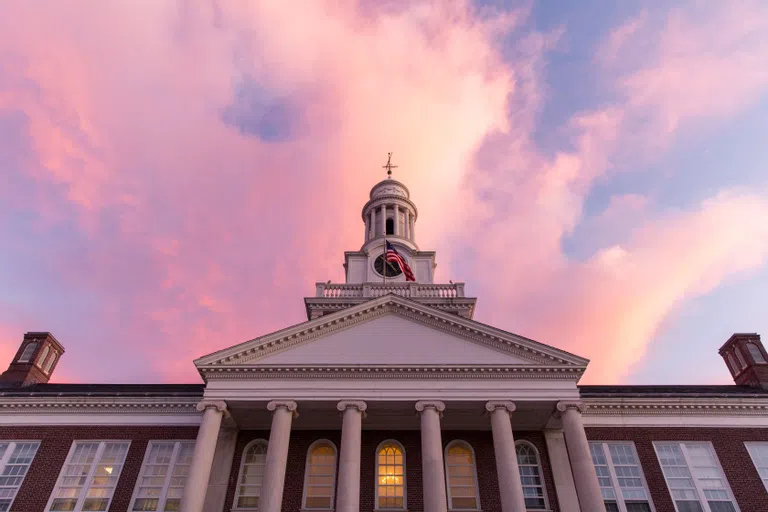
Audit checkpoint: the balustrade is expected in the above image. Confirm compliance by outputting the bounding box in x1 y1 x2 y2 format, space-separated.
315 282 464 298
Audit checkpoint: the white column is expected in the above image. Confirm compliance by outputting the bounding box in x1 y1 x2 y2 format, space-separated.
261 400 298 512
370 209 376 238
336 401 367 512
410 214 415 241
486 401 527 512
365 215 371 241
405 209 411 240
416 401 448 512
557 402 606 512
380 204 386 236
394 207 401 236
180 400 228 512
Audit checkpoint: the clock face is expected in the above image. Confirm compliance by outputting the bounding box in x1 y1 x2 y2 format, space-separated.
374 254 403 277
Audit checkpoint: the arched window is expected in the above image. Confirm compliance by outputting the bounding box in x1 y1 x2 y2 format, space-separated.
43 352 57 374
18 342 37 363
36 345 50 367
735 348 748 369
376 440 406 509
727 353 738 373
302 440 337 509
444 441 480 510
233 440 268 509
516 441 548 510
748 342 767 364
386 218 395 235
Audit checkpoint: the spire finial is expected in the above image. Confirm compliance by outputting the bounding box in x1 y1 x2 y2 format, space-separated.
382 152 397 179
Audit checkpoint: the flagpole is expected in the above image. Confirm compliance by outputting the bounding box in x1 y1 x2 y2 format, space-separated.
383 237 386 284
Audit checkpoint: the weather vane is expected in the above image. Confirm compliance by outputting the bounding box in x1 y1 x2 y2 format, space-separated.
382 152 397 178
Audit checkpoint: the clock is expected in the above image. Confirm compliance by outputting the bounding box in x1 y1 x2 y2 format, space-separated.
374 255 403 277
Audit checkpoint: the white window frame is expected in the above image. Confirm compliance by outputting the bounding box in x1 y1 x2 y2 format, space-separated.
375 439 407 511
128 440 194 512
43 352 57 374
653 441 740 512
590 441 655 512
747 342 767 363
36 345 50 368
444 440 481 511
515 440 549 511
301 439 338 511
744 442 768 493
17 342 37 363
232 439 268 511
0 440 40 511
734 348 747 369
45 440 131 512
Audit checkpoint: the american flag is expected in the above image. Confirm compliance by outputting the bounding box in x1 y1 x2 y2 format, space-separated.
385 241 416 282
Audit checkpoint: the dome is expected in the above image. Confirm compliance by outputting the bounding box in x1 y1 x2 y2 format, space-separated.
369 179 410 200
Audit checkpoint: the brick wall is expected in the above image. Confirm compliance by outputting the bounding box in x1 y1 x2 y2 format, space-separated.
0 425 198 512
224 430 558 512
586 427 768 512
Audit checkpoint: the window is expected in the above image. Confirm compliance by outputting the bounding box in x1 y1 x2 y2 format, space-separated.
376 440 405 509
445 441 480 510
47 441 130 512
233 440 267 509
386 218 394 235
744 442 768 492
747 343 766 363
516 441 548 510
590 442 653 512
654 442 738 512
43 353 58 374
36 345 50 367
726 354 738 374
17 342 37 363
734 349 747 369
129 441 194 511
0 441 40 511
302 440 337 509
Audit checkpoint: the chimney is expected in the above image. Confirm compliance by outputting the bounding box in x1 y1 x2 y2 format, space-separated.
719 333 768 389
0 332 64 386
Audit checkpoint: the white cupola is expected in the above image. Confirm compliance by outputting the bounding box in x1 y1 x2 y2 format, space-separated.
361 178 418 252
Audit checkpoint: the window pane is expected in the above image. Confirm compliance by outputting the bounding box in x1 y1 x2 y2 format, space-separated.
745 442 768 492
377 443 405 509
131 442 194 512
0 442 39 511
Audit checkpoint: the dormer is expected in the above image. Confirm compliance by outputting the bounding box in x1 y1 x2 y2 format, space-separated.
0 332 65 386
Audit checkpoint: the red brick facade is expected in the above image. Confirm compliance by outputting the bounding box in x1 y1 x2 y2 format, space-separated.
224 430 558 512
0 425 198 512
586 427 768 512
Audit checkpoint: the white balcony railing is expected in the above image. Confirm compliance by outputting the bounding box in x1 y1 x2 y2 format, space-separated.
315 282 465 299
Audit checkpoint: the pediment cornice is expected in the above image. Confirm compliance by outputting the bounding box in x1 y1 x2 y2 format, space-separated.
195 295 588 370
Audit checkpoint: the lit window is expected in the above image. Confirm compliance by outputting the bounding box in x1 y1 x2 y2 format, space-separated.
0 441 40 512
654 442 737 512
590 442 653 512
516 441 548 510
734 349 747 369
747 343 766 363
302 440 337 509
17 343 37 363
36 346 50 367
233 440 267 509
745 442 768 492
444 441 480 510
47 441 130 512
129 441 194 511
376 440 405 509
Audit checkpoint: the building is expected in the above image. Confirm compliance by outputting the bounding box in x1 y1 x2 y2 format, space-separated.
1 177 768 512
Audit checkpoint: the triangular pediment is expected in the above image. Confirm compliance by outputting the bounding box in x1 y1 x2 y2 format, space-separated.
195 295 589 371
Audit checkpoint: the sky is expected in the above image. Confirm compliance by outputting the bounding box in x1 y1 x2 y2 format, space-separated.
1 0 767 385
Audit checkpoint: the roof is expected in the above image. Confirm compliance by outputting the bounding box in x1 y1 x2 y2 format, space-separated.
579 385 768 398
0 383 205 398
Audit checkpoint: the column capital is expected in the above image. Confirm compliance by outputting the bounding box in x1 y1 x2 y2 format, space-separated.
337 400 367 413
268 400 299 418
196 400 229 417
556 401 586 413
485 401 516 413
415 400 445 413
